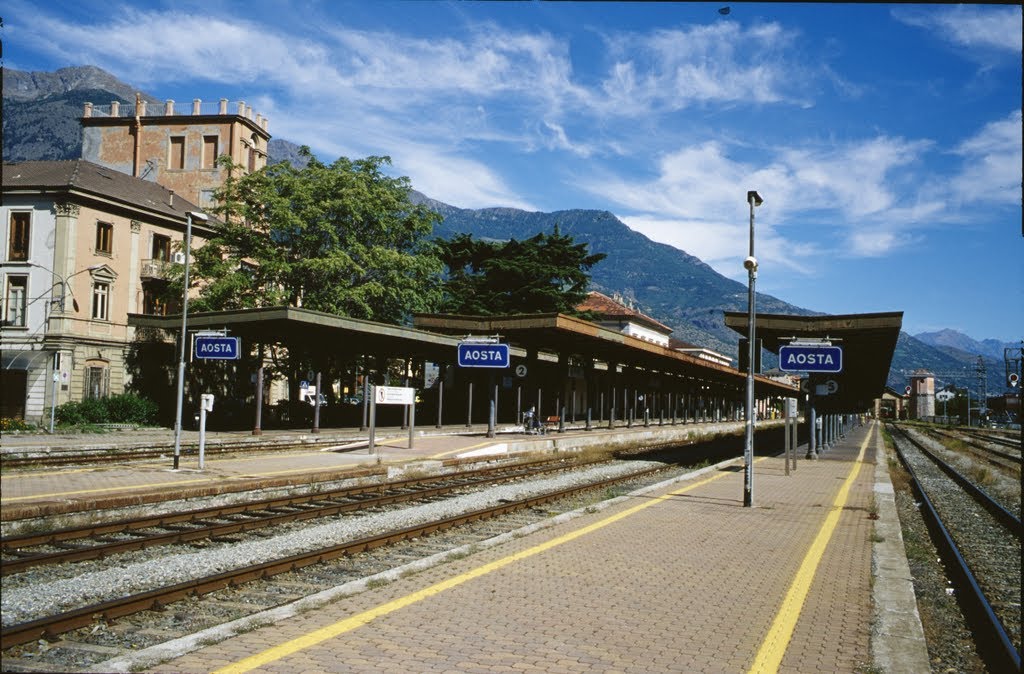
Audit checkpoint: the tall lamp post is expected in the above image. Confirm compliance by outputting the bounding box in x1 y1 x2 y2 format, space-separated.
743 190 763 508
172 210 208 469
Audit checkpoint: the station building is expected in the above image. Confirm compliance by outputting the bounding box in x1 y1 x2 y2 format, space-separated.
1 97 269 423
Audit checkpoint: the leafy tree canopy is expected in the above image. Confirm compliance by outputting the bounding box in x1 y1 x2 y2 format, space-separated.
185 151 443 324
436 227 606 315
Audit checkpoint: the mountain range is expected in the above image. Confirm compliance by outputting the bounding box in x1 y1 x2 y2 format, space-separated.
3 66 1016 397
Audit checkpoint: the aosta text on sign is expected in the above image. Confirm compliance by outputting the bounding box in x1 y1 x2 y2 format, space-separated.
198 342 234 354
785 352 836 366
463 348 503 361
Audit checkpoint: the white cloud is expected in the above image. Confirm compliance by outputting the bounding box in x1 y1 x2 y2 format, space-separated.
894 6 1023 54
619 213 814 278
950 110 1023 206
395 145 537 211
845 228 918 258
596 22 811 113
581 134 938 279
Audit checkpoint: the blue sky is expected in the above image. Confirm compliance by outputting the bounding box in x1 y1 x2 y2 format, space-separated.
4 1 1022 342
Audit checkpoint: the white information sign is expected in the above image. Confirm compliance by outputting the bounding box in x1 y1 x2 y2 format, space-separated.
785 397 798 419
375 385 415 405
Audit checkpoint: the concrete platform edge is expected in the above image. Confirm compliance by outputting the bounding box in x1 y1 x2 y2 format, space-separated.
870 425 931 673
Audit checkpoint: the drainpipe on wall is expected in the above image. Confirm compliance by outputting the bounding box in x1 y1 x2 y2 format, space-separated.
132 92 142 177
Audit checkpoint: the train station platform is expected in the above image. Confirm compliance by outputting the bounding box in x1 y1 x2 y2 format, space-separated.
0 420 929 673
0 419 763 524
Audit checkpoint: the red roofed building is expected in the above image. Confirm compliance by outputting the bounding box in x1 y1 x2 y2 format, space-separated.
576 291 673 347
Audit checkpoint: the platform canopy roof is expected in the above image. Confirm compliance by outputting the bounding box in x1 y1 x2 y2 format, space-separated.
415 312 797 396
129 306 478 363
723 311 903 413
130 306 798 397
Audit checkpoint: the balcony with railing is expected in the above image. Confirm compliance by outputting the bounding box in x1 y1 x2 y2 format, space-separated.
139 258 173 281
83 98 269 131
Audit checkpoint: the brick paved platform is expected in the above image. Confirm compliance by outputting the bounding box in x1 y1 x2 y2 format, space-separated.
65 419 926 674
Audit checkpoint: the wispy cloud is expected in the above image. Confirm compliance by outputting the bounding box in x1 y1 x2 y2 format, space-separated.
581 133 943 280
949 109 1023 206
596 22 812 113
396 143 538 212
894 5 1023 54
9 3 825 210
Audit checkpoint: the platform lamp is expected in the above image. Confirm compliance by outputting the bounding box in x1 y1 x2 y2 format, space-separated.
172 210 208 470
743 190 763 508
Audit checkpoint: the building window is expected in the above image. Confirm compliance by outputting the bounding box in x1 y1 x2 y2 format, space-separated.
4 275 28 326
91 281 110 320
85 365 110 400
96 221 114 254
202 135 219 169
168 136 186 169
152 234 171 262
8 212 31 261
142 284 168 316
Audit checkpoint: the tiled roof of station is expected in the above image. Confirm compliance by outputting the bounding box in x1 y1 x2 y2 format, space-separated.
577 291 672 334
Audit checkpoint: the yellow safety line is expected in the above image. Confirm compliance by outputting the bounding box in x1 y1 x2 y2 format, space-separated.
747 423 873 674
212 464 742 674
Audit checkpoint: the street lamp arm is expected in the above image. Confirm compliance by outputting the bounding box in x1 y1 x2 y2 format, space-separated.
11 262 102 312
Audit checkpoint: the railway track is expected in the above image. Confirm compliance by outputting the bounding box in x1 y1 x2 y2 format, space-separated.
1 455 600 576
924 427 1021 477
0 439 325 469
1 455 682 657
962 428 1021 451
887 423 1021 673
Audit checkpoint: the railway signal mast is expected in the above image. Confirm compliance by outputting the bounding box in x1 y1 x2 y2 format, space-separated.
975 356 988 419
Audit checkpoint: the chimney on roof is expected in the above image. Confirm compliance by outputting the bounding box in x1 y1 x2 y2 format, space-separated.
169 190 175 206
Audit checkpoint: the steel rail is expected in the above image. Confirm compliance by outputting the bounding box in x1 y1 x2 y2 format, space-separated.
0 464 664 649
895 426 1021 537
888 425 1021 673
961 429 1021 450
928 428 1021 466
2 457 600 575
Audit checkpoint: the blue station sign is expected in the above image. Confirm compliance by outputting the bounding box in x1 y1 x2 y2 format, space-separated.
457 342 510 368
779 344 843 373
194 336 241 360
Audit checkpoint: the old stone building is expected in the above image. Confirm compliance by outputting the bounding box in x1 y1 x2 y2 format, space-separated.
1 97 270 423
81 96 270 209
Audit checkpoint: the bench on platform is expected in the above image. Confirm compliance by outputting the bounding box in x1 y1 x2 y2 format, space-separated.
544 416 561 430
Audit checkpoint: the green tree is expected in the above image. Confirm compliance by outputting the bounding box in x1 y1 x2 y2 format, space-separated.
185 151 443 324
436 227 605 315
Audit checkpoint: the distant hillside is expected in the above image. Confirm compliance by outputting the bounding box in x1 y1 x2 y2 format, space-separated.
911 329 1018 396
7 65 1012 400
416 195 814 356
914 329 1014 362
2 65 155 102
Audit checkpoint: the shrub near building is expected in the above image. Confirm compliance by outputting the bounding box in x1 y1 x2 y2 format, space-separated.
55 393 159 427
